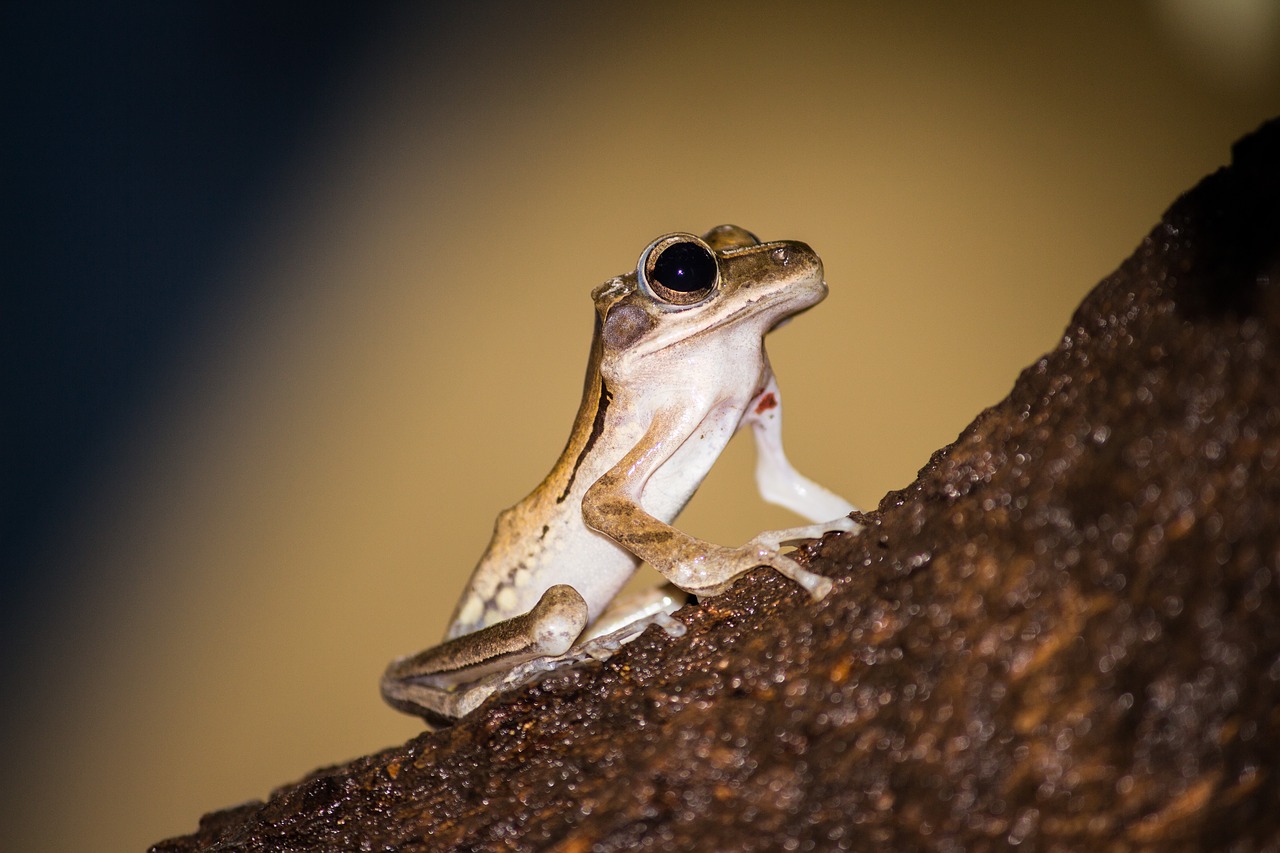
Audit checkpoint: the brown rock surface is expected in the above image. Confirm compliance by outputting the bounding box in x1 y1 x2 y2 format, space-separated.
153 118 1280 852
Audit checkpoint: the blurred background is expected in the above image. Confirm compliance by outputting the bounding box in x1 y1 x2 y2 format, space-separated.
4 2 1277 850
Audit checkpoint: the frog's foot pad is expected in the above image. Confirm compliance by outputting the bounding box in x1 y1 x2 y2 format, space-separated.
740 516 858 600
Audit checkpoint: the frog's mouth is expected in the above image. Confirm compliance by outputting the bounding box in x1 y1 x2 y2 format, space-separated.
644 282 823 356
769 284 827 332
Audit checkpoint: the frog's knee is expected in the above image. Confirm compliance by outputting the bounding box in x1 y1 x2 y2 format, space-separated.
530 584 589 656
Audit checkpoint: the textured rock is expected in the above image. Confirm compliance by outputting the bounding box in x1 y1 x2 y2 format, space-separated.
153 118 1280 852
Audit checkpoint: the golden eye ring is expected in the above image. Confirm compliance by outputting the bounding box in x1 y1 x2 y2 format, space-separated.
637 232 720 306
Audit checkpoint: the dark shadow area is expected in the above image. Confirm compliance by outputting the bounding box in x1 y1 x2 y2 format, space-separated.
3 3 405 627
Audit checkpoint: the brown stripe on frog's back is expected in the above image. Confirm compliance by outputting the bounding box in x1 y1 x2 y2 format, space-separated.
553 293 664 501
557 375 611 503
548 274 660 502
532 310 609 506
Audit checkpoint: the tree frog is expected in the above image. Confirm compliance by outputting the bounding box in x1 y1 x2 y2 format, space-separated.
382 225 857 724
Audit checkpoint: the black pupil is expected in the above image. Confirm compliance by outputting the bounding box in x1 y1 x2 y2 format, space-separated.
651 242 716 293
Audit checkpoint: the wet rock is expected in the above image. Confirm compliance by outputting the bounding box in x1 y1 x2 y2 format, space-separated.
153 118 1280 852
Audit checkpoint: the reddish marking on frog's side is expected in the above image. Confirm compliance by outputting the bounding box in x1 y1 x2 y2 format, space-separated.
754 392 778 415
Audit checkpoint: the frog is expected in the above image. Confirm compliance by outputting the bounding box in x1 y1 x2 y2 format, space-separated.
381 225 857 725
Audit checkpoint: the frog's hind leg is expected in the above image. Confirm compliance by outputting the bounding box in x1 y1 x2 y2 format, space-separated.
494 582 692 692
380 584 588 723
578 582 690 653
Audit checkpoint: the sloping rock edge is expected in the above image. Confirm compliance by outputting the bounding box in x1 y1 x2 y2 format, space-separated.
154 118 1280 852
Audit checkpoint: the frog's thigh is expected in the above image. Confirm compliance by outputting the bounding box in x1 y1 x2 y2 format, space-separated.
381 584 589 720
491 584 691 702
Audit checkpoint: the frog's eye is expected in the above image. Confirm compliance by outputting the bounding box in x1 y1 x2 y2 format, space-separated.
638 233 719 306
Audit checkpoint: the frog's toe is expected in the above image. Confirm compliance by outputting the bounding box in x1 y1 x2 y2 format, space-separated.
823 515 861 535
764 552 833 600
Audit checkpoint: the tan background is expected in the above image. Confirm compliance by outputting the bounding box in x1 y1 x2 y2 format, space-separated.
5 4 1278 851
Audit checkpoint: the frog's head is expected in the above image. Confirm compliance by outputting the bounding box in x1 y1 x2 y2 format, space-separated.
590 225 827 362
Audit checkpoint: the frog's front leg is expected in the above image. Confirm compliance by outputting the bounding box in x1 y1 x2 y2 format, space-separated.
582 411 836 600
380 584 588 721
744 374 859 523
